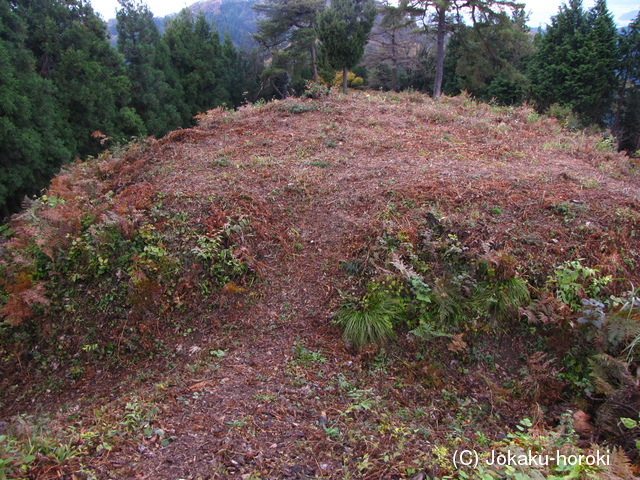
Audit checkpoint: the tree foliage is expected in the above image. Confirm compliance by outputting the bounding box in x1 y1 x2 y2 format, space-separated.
219 31 252 107
317 0 376 94
363 1 427 92
613 11 640 154
404 0 523 97
165 10 232 114
529 0 618 125
14 0 145 157
443 8 533 104
253 0 324 96
117 0 189 137
0 1 72 215
0 0 257 216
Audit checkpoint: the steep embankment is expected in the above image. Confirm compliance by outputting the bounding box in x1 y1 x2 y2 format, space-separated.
1 92 640 479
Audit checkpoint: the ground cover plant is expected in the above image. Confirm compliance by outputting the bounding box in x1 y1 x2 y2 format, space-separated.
1 91 640 479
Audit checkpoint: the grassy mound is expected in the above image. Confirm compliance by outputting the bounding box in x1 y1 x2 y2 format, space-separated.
1 92 640 479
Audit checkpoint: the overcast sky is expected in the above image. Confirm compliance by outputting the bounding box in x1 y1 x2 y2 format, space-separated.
523 0 639 27
90 0 639 27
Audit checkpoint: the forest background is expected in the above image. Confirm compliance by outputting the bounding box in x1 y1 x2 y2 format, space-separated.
1 0 639 216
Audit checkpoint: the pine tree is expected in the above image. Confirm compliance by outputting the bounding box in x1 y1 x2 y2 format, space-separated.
235 46 264 104
442 8 533 105
404 0 522 97
219 32 248 107
253 0 324 92
0 1 72 215
579 0 618 124
317 0 376 94
117 0 189 137
14 0 145 157
529 0 587 113
364 1 423 92
614 12 640 154
165 10 233 114
529 0 618 125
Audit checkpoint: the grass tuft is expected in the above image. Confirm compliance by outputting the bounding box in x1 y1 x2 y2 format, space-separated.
335 291 400 351
474 277 530 322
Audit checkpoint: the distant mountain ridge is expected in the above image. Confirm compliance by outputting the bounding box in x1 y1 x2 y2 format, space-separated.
619 9 639 22
104 3 638 49
107 0 258 48
188 0 224 16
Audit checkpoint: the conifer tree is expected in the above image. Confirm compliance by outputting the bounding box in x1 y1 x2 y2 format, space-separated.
253 0 324 89
404 0 522 97
529 0 587 113
219 32 248 106
614 12 640 153
165 10 232 114
442 8 533 105
364 1 422 92
0 1 72 215
117 0 189 137
529 0 618 125
580 0 618 123
14 0 144 157
317 0 376 94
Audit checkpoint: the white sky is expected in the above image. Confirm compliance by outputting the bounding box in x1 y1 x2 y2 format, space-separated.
523 0 639 27
90 0 639 27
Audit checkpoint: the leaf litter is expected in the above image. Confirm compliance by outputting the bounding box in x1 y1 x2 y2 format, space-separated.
1 91 640 479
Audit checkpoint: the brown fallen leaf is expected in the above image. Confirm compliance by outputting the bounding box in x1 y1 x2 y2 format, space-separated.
189 380 215 391
221 282 247 294
572 410 594 437
448 333 467 353
318 411 327 426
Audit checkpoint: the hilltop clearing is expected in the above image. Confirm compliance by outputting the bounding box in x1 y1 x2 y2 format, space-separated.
1 91 640 479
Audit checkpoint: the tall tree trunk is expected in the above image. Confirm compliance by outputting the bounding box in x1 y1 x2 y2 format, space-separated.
391 29 398 92
612 75 627 138
283 72 290 98
311 42 318 83
343 65 348 94
433 5 447 97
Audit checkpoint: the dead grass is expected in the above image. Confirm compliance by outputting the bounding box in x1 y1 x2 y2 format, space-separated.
1 90 640 479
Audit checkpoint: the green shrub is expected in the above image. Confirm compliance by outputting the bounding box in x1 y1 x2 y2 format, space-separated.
547 103 580 130
549 259 612 311
429 276 468 330
278 102 319 114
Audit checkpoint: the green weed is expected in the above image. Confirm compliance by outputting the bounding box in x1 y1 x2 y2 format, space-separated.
291 343 326 367
549 259 612 311
278 102 319 114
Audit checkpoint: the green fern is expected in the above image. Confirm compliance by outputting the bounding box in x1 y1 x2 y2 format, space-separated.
409 320 452 341
431 276 467 330
589 353 634 394
603 313 640 353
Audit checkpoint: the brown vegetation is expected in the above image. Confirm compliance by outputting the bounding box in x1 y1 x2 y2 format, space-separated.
1 91 640 479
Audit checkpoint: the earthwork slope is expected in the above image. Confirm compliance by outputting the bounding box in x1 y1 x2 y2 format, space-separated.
1 91 639 479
